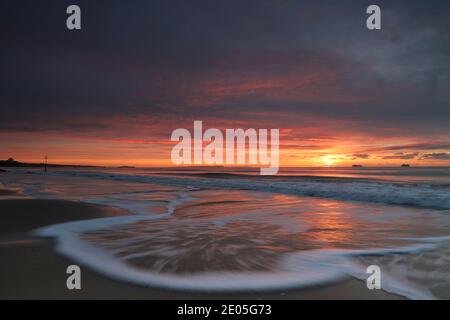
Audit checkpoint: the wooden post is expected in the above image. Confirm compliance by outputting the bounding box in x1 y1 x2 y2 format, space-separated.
44 156 47 173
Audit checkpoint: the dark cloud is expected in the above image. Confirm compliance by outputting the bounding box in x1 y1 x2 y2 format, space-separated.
1 0 450 139
364 143 450 153
382 152 419 160
352 154 370 159
420 153 450 160
383 143 450 151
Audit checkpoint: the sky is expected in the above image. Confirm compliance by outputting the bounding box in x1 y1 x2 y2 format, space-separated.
1 0 449 167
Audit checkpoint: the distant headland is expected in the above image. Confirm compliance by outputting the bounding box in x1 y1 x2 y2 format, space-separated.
0 158 99 169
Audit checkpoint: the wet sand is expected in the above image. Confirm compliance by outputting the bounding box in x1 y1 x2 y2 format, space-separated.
0 198 403 300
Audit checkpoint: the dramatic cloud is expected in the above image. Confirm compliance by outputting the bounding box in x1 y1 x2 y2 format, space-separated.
371 143 450 152
352 154 370 159
420 153 450 160
1 0 449 165
382 153 419 160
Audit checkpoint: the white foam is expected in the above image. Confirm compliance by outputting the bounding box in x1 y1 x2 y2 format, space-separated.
33 215 344 291
33 211 449 299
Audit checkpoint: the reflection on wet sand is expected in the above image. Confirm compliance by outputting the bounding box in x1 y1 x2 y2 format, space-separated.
81 189 445 276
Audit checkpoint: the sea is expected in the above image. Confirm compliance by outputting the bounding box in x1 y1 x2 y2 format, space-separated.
1 166 450 299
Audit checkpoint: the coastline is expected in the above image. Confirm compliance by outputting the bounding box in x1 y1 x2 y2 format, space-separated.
0 197 404 300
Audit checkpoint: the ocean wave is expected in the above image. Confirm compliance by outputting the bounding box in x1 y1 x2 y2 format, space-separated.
39 170 450 210
24 170 450 299
33 211 449 299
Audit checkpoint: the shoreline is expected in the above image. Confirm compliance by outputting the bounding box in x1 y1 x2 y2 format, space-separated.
1 238 403 300
0 197 404 300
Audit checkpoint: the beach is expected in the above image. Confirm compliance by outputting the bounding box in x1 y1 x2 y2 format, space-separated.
1 167 450 299
2 0 449 303
0 198 400 300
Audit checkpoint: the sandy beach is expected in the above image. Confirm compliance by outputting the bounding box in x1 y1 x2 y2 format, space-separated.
0 197 402 300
